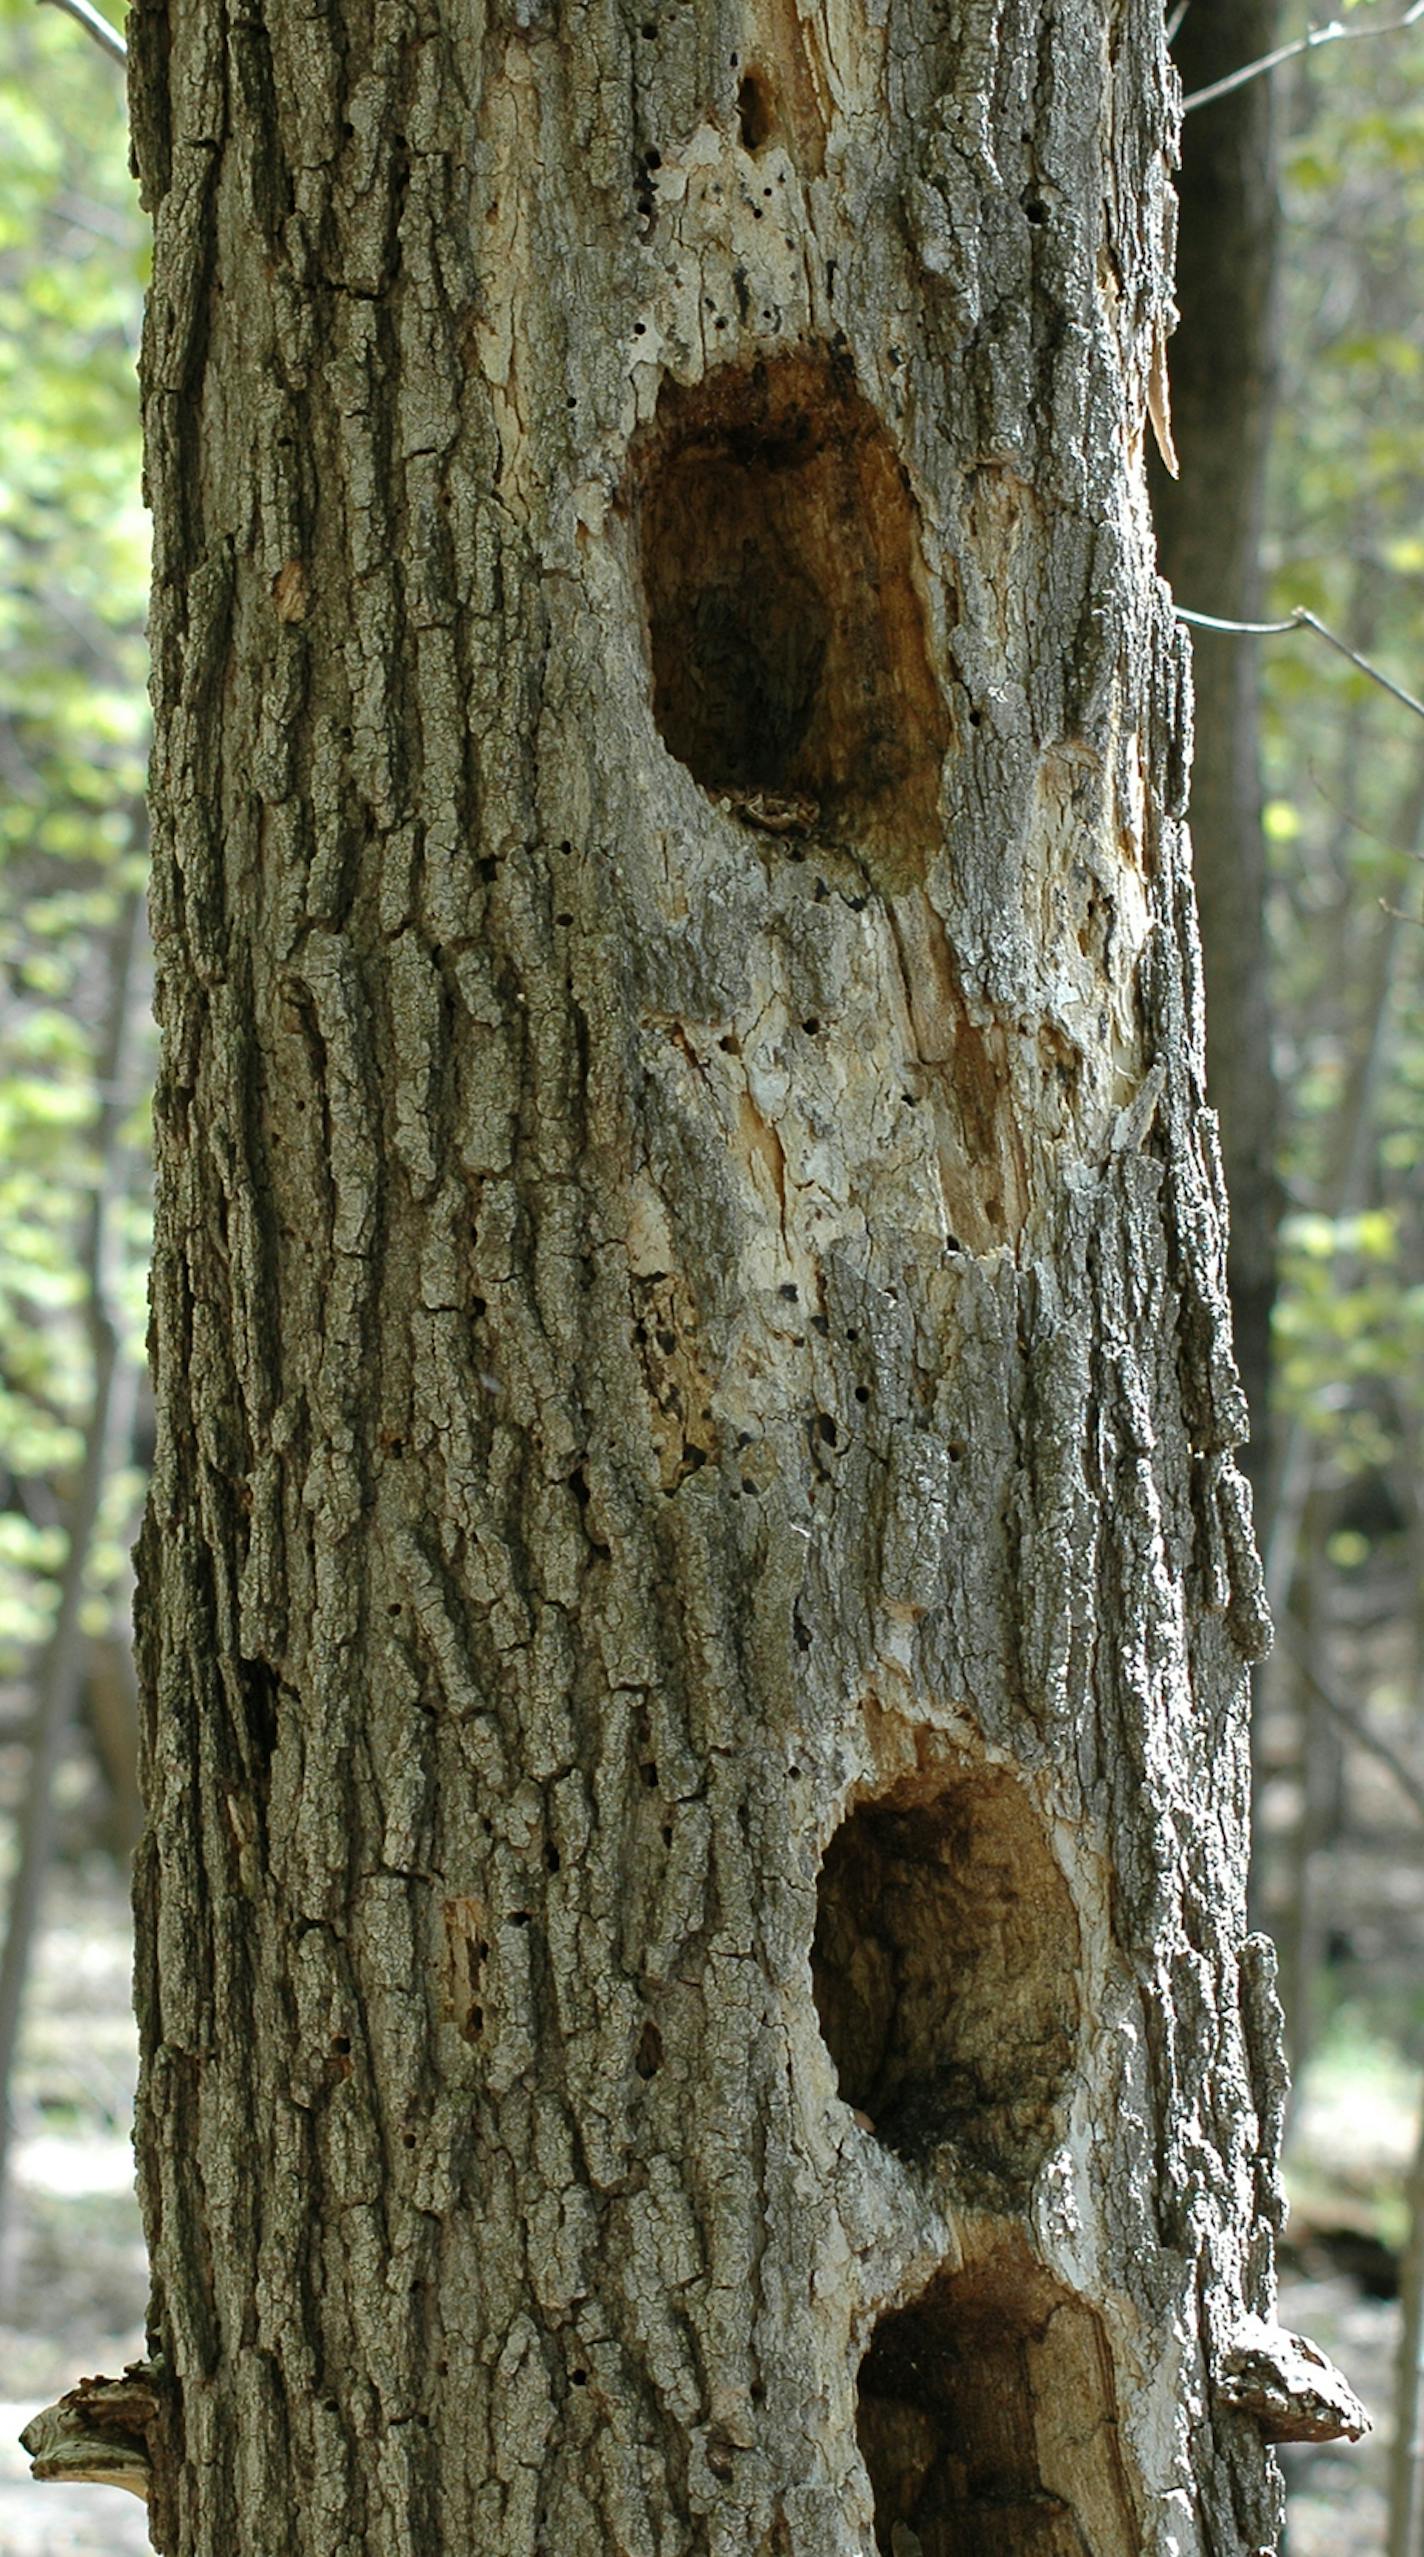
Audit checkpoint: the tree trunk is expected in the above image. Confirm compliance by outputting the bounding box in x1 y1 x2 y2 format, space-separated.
123 4 1323 2551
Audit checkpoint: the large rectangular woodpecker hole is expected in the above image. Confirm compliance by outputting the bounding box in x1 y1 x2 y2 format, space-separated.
631 355 951 881
857 2251 1137 2557
811 1769 1080 2186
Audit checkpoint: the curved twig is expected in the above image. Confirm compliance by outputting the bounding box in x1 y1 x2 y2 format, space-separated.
1183 4 1424 115
36 0 127 67
1280 1631 1424 1828
1176 603 1424 725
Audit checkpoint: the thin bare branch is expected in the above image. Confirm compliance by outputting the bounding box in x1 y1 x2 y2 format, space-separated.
1281 1631 1424 1828
1165 2 1191 42
1183 3 1424 113
35 0 127 66
1176 602 1424 724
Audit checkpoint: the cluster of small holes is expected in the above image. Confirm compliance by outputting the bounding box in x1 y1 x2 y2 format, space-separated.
633 1273 718 1491
636 145 660 232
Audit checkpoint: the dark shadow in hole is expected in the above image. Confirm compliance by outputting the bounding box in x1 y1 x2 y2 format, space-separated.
738 70 775 151
679 560 827 789
811 1767 1079 2183
858 2249 1136 2557
632 355 951 883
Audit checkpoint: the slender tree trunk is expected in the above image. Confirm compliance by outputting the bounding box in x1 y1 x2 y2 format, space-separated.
1152 1 1282 1941
1153 0 1282 1522
0 886 146 2256
1274 1492 1341 2084
1264 793 1418 1623
119 4 1345 2550
1391 1976 1424 2557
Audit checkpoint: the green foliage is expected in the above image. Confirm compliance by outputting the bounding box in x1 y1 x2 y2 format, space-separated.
0 0 149 1675
1276 1209 1424 1465
1263 4 1424 1526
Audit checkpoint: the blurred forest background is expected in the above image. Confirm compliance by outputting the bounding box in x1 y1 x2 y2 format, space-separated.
0 0 1421 2550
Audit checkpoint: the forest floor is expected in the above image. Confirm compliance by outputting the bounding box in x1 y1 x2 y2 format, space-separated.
0 1863 1403 2556
0 1864 148 2556
1275 2057 1407 2555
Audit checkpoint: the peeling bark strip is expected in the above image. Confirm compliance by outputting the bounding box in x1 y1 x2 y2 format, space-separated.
123 3 1338 2552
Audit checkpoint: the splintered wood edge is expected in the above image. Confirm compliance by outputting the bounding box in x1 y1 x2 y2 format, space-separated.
20 2364 158 2500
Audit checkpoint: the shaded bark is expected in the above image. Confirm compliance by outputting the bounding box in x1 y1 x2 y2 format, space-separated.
126 4 1304 2552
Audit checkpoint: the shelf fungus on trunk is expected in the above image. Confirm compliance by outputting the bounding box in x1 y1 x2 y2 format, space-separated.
1217 2320 1371 2445
21 2360 159 2501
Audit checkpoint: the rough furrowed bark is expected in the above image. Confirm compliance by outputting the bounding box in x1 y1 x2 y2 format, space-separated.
122 1 1318 2550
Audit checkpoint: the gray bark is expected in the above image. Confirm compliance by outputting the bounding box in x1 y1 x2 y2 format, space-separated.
125 3 1303 2551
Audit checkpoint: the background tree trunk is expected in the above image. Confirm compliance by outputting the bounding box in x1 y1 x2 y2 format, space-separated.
1153 0 1283 1521
128 3 1292 2551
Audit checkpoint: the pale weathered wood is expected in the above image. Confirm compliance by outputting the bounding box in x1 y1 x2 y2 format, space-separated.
123 2 1327 2549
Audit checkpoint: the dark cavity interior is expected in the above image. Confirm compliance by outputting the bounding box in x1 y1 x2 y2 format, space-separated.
811 1768 1079 2183
858 2252 1135 2557
635 354 950 876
